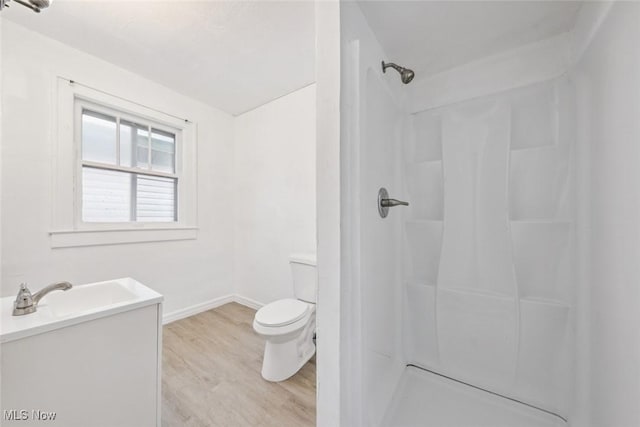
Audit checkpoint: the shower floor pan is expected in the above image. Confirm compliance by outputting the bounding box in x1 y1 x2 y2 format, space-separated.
381 366 566 427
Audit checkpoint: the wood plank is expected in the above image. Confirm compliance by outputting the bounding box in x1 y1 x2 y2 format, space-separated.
162 302 316 426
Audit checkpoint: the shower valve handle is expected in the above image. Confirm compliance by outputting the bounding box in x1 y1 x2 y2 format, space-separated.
380 198 409 208
378 187 409 218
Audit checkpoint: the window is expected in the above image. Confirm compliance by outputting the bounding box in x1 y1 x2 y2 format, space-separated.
79 105 179 223
51 78 197 248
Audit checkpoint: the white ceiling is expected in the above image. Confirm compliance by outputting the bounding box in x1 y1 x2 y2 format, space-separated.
358 1 581 80
3 0 316 116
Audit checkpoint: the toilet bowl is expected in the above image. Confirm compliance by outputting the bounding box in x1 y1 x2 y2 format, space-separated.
253 254 316 382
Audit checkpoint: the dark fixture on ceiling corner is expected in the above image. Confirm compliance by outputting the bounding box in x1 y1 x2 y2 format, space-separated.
1 0 53 13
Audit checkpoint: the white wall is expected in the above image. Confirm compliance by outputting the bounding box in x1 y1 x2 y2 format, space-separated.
1 20 235 316
572 3 640 426
0 17 4 301
316 1 342 426
233 85 316 306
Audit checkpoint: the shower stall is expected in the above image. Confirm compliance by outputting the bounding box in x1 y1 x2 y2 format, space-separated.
338 2 640 426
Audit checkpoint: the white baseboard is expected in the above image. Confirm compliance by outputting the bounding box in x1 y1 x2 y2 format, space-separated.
162 294 264 324
163 294 235 324
233 294 264 310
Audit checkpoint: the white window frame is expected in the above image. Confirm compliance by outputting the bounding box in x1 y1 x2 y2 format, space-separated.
51 77 198 248
76 100 181 225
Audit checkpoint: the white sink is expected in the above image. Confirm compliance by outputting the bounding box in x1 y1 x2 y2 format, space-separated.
43 281 138 317
0 277 163 343
1 277 163 426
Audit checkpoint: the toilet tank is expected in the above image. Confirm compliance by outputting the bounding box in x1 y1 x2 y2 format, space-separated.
289 254 317 304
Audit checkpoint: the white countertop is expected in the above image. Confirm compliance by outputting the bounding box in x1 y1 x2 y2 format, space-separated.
1 277 163 343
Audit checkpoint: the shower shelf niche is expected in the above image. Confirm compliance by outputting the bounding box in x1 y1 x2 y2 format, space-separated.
404 278 437 288
405 158 443 165
510 144 565 152
519 296 570 308
511 220 572 303
404 219 444 224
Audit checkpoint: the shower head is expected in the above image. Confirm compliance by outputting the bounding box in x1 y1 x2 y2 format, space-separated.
382 61 415 84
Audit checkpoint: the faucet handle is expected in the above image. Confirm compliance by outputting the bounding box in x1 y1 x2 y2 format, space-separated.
14 283 34 311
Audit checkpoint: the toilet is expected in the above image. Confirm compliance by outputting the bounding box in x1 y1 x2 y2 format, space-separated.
253 254 317 382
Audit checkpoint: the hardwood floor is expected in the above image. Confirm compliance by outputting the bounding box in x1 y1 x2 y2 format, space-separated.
162 302 316 427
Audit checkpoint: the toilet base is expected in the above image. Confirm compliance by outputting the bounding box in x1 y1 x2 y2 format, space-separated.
260 317 316 382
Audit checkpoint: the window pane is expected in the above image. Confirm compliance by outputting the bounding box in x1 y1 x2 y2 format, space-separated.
82 110 117 164
119 121 133 167
151 128 175 173
136 127 150 169
136 175 176 222
82 167 131 222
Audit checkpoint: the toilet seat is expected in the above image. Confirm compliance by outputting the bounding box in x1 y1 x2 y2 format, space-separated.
255 298 309 327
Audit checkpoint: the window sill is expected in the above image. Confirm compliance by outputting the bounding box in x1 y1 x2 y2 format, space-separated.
49 227 198 249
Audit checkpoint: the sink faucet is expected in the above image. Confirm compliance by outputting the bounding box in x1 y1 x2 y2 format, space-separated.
13 282 73 316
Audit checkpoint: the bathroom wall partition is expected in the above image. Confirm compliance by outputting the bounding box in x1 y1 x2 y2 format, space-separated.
402 78 575 417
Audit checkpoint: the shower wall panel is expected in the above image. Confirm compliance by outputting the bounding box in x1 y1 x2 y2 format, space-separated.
403 78 574 417
342 4 408 425
360 67 406 427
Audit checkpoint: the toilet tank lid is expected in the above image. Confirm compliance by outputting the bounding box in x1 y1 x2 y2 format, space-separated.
289 254 316 266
